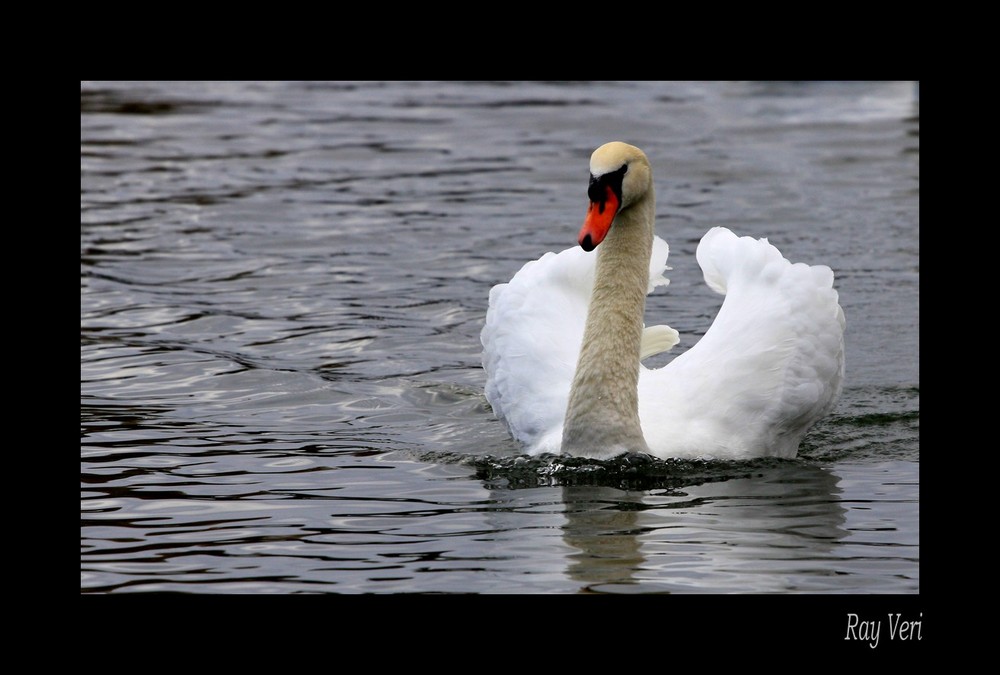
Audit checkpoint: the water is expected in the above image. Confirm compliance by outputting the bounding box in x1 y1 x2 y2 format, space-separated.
81 81 919 595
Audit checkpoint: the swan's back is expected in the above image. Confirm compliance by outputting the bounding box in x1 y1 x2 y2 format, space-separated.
639 227 845 459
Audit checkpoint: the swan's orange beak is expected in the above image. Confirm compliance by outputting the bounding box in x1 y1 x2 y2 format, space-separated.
578 185 620 251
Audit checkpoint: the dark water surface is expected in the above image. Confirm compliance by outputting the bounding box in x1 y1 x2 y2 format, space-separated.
81 81 919 594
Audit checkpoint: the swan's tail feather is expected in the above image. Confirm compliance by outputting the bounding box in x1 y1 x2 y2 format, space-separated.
641 324 679 360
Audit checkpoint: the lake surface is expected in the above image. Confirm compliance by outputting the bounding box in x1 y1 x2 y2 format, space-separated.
81 81 919 595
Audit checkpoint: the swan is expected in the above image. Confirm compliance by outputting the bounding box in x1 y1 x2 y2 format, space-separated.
481 141 845 460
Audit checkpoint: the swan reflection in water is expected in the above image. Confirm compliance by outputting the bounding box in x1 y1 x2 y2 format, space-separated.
557 461 846 592
474 456 847 593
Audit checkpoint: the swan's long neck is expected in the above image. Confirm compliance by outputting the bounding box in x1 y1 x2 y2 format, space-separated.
562 190 655 458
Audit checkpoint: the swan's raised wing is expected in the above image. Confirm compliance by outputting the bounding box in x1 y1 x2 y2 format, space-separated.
639 227 845 459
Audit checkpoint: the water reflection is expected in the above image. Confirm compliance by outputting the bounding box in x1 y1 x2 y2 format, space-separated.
557 461 847 593
560 486 646 590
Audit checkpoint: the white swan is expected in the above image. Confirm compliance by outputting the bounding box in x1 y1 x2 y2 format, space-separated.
481 142 845 460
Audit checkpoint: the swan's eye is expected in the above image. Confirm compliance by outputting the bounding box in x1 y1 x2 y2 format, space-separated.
588 164 627 206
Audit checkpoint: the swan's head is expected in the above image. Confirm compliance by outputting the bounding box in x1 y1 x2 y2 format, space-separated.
578 141 653 251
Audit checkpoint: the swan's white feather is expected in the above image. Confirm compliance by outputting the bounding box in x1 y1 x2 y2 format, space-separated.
482 228 844 460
